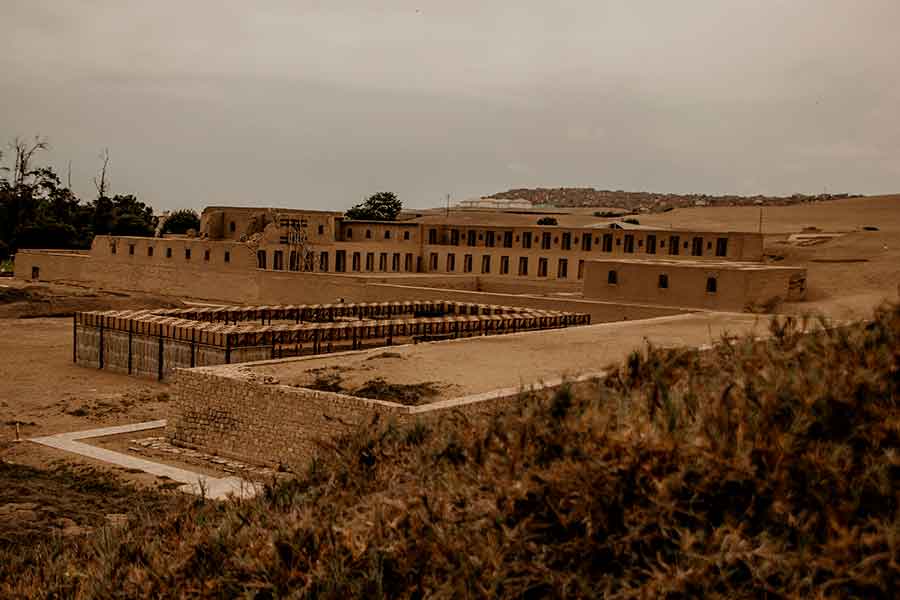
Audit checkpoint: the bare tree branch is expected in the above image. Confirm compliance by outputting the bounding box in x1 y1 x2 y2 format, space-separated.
9 136 49 186
93 148 110 198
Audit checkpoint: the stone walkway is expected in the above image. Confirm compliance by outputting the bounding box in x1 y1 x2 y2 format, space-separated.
30 420 257 500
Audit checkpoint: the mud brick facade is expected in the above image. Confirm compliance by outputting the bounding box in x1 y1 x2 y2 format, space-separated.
584 258 807 311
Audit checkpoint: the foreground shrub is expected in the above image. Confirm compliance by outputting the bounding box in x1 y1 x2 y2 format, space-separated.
4 305 899 598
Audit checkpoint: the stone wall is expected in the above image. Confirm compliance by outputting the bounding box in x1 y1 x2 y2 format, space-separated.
167 366 599 467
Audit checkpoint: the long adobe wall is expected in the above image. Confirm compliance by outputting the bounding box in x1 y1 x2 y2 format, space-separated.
16 245 690 323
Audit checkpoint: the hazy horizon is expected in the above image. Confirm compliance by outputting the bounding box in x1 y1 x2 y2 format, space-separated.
2 1 898 211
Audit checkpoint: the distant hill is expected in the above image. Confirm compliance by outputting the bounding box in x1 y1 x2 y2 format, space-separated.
489 187 862 213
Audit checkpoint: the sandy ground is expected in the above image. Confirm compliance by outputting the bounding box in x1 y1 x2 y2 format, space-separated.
637 194 900 234
0 279 184 318
246 312 766 401
0 317 178 482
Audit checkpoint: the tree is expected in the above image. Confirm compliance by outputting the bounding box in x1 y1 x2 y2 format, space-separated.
161 209 201 235
345 192 402 221
14 221 80 249
537 216 558 225
93 148 110 199
91 194 155 237
0 136 157 252
1 137 53 244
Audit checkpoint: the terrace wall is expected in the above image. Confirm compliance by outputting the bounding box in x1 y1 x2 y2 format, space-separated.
167 366 600 466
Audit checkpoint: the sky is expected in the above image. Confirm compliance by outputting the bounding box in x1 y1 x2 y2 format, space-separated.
1 1 898 211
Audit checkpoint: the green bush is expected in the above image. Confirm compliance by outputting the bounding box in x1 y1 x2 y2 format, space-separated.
346 192 402 221
161 209 201 235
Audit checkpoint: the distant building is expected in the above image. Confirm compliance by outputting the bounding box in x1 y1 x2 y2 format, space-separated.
456 197 533 210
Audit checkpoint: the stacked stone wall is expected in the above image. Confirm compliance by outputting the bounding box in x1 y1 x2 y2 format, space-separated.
167 370 408 464
167 368 603 467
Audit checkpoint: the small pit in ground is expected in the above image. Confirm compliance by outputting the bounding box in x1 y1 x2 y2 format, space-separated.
303 371 444 406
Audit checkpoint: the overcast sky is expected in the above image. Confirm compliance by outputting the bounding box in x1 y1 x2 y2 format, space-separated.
1 1 898 211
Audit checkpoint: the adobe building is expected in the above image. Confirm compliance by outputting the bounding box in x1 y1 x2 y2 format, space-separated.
198 206 764 283
15 205 774 320
583 258 807 311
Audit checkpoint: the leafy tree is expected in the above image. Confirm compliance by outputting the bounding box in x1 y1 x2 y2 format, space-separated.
0 137 157 253
346 192 402 221
161 209 201 235
92 194 156 237
113 214 155 237
14 221 80 249
537 216 558 225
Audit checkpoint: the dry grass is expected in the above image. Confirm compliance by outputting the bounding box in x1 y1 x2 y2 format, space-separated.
3 304 898 598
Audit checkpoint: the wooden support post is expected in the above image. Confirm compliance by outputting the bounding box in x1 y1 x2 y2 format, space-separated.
157 334 164 381
127 322 133 375
190 329 196 368
225 334 232 364
98 322 105 370
72 315 77 363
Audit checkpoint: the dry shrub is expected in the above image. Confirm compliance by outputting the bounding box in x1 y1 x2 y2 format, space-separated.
3 305 899 598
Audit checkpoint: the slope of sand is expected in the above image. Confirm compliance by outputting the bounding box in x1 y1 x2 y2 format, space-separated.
636 194 900 233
